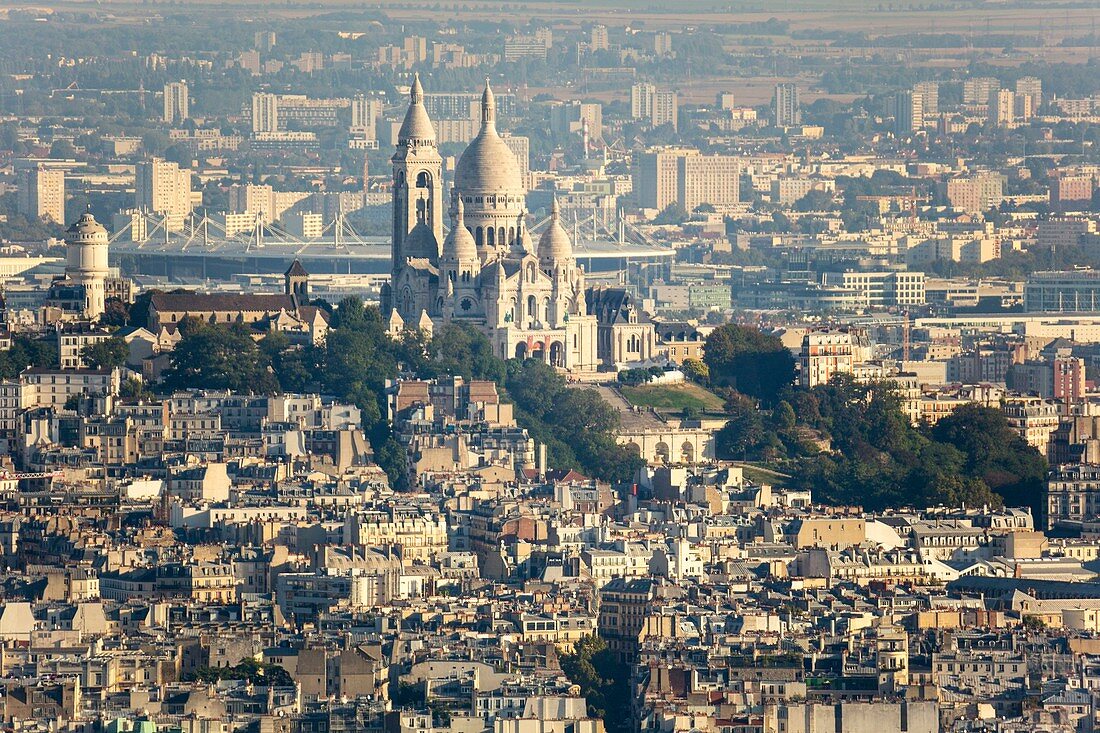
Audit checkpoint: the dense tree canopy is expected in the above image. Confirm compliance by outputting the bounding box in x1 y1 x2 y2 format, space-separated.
703 324 796 404
81 337 129 371
709 365 1047 511
0 335 57 380
161 323 279 394
559 636 630 733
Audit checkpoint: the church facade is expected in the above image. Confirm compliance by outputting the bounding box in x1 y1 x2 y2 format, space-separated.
381 76 599 371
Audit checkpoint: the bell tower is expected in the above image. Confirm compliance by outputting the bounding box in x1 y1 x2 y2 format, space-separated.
392 73 443 268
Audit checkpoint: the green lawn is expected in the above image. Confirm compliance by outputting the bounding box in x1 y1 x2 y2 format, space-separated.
619 382 726 413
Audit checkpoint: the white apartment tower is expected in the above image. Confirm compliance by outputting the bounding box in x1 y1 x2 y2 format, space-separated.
163 81 189 124
18 164 65 224
590 24 609 52
774 83 801 127
136 158 193 231
252 92 279 134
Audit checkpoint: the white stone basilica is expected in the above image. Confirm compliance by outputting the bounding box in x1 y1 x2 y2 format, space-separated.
381 75 599 371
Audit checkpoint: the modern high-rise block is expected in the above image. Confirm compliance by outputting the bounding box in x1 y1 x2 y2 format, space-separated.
654 31 674 57
1016 76 1042 109
163 81 189 124
894 90 924 134
774 83 801 127
17 163 65 224
631 83 677 130
631 83 657 120
590 24 609 52
990 89 1015 127
913 81 939 116
136 158 193 231
634 149 739 212
351 95 384 136
252 92 279 134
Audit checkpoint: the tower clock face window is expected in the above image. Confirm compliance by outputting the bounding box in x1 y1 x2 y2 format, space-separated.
460 298 473 312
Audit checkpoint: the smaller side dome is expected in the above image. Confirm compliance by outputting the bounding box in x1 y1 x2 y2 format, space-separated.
443 198 478 262
538 198 573 266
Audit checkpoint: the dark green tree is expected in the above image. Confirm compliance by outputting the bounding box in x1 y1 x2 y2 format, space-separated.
704 324 795 404
161 324 279 394
81 337 129 371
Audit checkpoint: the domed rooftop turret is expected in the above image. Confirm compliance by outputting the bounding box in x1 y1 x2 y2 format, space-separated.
397 73 435 145
538 197 573 267
443 198 478 263
454 79 523 195
66 211 108 241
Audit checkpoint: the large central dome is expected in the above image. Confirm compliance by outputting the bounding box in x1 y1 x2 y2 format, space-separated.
454 81 524 195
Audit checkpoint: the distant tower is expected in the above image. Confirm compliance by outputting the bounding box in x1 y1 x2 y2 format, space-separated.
65 211 110 320
284 259 310 298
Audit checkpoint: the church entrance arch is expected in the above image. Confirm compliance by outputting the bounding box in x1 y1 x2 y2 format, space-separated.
515 342 528 360
531 341 546 362
549 341 565 368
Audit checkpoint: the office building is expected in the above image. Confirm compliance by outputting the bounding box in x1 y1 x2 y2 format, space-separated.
820 271 926 307
1025 270 1100 313
17 163 65 224
677 154 739 211
163 81 189 125
423 92 516 120
774 83 801 127
252 92 279 134
501 134 530 186
135 158 193 231
634 149 739 212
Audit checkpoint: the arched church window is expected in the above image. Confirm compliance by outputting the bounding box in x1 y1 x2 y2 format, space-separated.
416 171 431 188
487 228 496 246
475 227 484 246
527 295 536 321
509 226 515 245
499 228 506 246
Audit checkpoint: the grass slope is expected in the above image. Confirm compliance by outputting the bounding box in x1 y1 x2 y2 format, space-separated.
619 382 726 413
